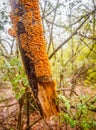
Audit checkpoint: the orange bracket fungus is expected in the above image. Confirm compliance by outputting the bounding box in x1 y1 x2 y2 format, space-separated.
9 0 58 119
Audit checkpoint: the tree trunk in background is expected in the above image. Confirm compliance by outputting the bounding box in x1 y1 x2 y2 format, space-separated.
10 0 58 119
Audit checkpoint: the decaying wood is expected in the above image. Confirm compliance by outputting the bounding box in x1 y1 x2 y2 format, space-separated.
9 0 58 119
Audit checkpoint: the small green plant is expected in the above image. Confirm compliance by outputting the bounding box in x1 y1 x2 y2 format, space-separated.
0 56 29 99
58 93 96 130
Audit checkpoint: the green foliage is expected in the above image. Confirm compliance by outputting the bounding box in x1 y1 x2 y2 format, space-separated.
0 56 29 99
58 94 96 130
58 94 70 111
59 112 77 128
85 68 96 87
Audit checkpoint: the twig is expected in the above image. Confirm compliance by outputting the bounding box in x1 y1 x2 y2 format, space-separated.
57 88 78 96
77 33 96 40
26 92 30 130
47 0 60 52
0 102 18 107
25 117 43 130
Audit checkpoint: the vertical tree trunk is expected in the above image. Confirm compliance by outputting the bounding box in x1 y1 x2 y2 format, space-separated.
10 0 58 119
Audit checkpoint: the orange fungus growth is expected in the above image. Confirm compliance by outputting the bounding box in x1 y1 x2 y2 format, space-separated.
8 28 17 37
10 0 52 81
10 0 58 119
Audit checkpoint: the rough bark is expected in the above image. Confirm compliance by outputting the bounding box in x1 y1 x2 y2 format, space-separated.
9 0 58 119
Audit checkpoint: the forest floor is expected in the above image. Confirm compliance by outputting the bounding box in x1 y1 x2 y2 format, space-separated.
0 82 96 130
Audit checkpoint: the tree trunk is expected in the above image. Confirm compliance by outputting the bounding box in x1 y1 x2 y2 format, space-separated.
9 0 58 119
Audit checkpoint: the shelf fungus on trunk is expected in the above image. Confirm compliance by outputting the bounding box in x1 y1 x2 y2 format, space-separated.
9 0 58 119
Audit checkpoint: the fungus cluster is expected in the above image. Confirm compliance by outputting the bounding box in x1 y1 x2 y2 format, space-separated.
10 0 52 81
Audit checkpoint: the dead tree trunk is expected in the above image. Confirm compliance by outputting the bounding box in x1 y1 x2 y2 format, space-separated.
9 0 58 119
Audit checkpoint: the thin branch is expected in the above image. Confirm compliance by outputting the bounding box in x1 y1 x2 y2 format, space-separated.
92 0 96 8
49 16 89 59
49 8 96 59
42 7 58 18
0 39 12 48
80 38 96 54
57 88 78 96
47 0 60 52
0 102 18 108
77 33 96 40
10 38 15 55
25 117 43 130
0 42 9 55
44 8 96 29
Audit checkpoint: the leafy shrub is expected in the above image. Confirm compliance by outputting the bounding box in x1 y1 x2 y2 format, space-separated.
58 94 96 130
0 56 29 99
